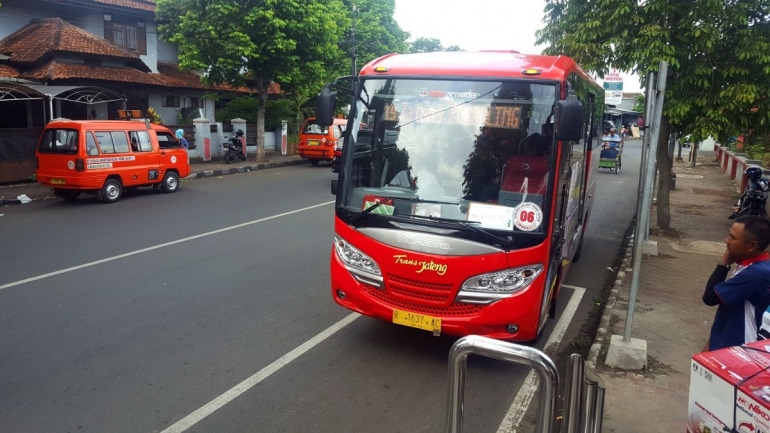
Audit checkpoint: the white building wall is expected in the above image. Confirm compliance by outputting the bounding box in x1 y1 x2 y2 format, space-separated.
157 40 179 63
140 20 158 73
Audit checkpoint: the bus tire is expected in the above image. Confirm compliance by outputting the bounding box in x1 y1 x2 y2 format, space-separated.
162 171 180 193
572 233 584 263
99 178 122 204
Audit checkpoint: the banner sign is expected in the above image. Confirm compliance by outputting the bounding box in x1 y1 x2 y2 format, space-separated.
604 69 624 105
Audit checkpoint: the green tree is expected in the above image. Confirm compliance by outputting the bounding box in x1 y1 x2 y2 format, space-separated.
633 94 644 113
408 37 444 53
156 0 347 162
336 0 409 76
445 45 463 52
537 0 770 230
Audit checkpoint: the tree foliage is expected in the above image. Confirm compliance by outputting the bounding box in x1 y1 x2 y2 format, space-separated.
537 0 770 230
408 37 444 53
156 0 347 162
335 0 409 76
537 0 770 143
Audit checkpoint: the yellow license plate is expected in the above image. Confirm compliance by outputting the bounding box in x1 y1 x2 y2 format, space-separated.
392 309 441 335
50 178 65 185
307 140 320 146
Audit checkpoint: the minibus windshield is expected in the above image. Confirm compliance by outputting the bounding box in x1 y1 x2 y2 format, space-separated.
339 78 557 235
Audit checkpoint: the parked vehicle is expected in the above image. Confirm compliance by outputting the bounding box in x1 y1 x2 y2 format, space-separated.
298 117 346 166
729 166 769 219
316 50 603 343
35 119 190 203
223 129 247 164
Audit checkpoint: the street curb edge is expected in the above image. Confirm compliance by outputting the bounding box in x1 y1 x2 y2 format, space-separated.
185 158 308 180
586 236 634 369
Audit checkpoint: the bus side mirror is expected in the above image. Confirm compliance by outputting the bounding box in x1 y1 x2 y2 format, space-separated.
316 84 337 127
331 179 338 196
555 93 583 142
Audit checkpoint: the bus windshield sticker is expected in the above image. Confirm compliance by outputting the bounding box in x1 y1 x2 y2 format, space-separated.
513 202 544 232
467 202 514 231
382 101 521 129
412 203 441 218
362 195 395 215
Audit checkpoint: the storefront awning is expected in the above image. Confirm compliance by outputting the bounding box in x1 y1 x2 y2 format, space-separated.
0 82 45 101
25 85 126 104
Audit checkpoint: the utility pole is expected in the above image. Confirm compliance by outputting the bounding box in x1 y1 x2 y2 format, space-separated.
351 4 358 77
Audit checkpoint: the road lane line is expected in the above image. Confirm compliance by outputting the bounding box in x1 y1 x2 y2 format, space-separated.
0 201 335 291
160 312 360 433
496 285 586 433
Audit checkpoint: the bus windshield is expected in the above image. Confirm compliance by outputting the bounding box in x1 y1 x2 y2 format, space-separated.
339 78 558 236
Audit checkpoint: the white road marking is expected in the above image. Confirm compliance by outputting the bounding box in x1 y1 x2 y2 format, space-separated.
160 312 360 433
0 201 335 291
496 285 586 433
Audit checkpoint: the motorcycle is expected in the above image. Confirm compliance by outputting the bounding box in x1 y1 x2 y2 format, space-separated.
729 166 769 219
223 130 247 164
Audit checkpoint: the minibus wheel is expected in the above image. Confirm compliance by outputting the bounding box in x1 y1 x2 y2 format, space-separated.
162 171 179 193
100 178 122 203
310 159 320 166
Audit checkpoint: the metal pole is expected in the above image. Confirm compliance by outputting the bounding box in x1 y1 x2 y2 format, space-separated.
446 336 559 433
350 4 357 76
562 354 585 433
636 73 656 216
624 61 668 342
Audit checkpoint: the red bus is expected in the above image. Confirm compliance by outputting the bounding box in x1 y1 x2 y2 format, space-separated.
316 51 605 342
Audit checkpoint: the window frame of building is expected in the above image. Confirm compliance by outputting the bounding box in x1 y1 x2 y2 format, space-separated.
163 96 180 108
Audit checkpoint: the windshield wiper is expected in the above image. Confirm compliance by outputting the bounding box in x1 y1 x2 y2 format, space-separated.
399 214 515 249
349 201 384 227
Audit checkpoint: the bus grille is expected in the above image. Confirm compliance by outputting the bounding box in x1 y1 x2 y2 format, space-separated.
387 274 453 305
363 286 484 317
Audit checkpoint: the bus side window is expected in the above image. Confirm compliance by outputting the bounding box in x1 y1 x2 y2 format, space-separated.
112 131 130 153
130 131 153 152
95 131 115 154
86 132 99 156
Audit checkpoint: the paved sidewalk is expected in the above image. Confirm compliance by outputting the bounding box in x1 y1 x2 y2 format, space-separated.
0 151 311 206
591 156 740 432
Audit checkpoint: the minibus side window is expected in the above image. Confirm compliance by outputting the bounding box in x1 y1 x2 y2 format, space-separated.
95 131 115 154
129 131 153 152
86 132 99 156
112 132 130 153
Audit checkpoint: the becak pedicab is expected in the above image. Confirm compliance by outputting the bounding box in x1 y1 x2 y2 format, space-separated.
599 136 622 174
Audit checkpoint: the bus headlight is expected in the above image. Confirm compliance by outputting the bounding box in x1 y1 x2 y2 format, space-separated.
334 236 382 277
456 264 543 304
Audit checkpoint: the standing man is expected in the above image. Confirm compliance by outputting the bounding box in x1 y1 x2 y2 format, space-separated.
703 216 770 351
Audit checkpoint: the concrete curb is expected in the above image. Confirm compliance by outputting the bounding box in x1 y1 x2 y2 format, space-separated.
586 235 635 369
183 158 309 180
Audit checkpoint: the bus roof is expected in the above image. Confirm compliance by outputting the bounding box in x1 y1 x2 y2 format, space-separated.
359 51 593 82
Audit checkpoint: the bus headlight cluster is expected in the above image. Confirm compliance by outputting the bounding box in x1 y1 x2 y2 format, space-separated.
334 236 381 276
456 264 543 304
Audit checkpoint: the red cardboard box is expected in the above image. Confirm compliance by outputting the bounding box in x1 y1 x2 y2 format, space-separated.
735 341 770 433
688 343 770 433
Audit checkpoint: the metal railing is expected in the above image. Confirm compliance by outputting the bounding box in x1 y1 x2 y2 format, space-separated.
562 354 606 433
445 335 559 433
445 337 606 433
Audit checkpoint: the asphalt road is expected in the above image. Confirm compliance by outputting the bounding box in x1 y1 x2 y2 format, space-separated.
0 142 641 433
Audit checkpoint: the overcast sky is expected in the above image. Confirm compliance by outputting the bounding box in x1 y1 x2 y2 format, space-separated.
393 0 642 93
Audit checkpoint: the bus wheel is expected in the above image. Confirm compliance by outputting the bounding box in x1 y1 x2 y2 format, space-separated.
99 179 122 203
573 233 585 263
162 171 179 193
